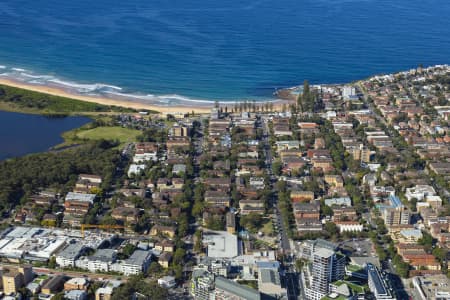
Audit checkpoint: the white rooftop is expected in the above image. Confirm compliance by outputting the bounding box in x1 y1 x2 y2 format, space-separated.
65 277 89 286
65 192 96 203
314 247 335 258
0 226 115 261
203 230 239 258
400 229 423 239
128 164 146 175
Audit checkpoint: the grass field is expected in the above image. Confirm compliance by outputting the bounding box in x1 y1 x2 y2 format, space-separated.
76 126 141 143
261 220 275 236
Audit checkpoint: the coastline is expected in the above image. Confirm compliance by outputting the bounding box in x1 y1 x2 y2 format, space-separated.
1 64 448 115
0 77 291 115
0 78 214 114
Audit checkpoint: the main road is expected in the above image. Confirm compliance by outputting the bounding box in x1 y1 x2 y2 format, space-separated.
260 116 301 300
261 116 291 254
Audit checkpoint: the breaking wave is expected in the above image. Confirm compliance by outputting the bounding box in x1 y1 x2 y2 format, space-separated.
0 65 280 106
0 65 263 106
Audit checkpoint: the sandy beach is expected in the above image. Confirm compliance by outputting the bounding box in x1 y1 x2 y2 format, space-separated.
0 77 292 115
0 78 214 114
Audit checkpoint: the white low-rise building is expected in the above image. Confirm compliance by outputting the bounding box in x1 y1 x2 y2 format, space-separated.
133 153 157 163
65 192 96 204
28 238 67 259
56 243 85 268
0 226 116 264
275 140 300 151
400 229 423 243
325 197 352 207
75 249 116 273
158 276 176 288
335 221 363 233
64 290 87 300
111 250 153 276
249 177 265 189
128 164 146 177
203 230 240 259
0 238 27 258
405 185 436 201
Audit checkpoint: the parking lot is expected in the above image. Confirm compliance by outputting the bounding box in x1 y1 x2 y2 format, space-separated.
339 238 375 257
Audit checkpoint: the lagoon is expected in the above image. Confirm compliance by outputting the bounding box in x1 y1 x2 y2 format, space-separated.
0 111 90 160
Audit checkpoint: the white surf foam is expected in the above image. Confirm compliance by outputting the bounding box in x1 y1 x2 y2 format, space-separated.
48 79 122 93
104 90 214 105
0 64 275 106
20 73 55 80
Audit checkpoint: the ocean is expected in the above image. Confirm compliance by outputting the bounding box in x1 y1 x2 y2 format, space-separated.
0 0 449 102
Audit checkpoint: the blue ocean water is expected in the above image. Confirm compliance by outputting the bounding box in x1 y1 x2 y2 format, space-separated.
0 0 449 101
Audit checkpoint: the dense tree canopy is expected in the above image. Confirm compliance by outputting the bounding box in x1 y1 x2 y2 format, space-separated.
240 213 265 233
297 80 316 113
0 140 120 214
111 275 168 300
0 84 136 113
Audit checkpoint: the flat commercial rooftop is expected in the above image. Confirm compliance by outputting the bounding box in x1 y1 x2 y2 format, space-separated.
314 247 335 258
0 226 115 261
88 249 116 262
203 230 239 258
260 269 281 285
124 250 152 266
57 243 85 260
215 277 260 300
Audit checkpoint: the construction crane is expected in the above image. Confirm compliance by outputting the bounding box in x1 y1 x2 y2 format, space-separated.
80 224 125 238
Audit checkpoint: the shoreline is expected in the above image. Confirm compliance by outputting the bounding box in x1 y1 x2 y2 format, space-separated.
0 78 214 114
0 77 292 115
1 63 448 115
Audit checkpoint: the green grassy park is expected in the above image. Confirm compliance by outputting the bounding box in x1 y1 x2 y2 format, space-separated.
76 126 141 142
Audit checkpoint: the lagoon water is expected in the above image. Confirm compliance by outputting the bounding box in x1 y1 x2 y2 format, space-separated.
0 111 90 160
0 0 449 101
